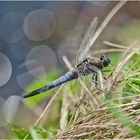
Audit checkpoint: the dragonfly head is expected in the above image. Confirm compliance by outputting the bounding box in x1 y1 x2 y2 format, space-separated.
100 54 110 67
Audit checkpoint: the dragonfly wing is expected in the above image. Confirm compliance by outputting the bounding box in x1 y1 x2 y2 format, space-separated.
58 23 85 66
76 17 98 66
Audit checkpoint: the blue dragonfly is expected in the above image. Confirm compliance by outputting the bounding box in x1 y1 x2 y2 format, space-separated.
23 17 110 98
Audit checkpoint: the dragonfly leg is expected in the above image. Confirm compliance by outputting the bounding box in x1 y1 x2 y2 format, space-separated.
92 73 104 93
101 71 107 80
92 73 99 88
92 73 109 95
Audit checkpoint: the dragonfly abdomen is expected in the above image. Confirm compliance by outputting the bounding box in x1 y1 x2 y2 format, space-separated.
23 69 78 98
52 69 78 86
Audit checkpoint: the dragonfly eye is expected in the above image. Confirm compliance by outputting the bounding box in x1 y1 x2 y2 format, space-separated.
100 55 110 67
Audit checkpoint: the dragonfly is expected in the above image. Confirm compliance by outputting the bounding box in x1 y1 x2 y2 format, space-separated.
23 17 110 98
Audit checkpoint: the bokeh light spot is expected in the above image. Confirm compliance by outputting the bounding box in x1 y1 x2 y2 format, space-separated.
2 96 21 124
0 53 12 87
23 9 56 41
0 11 25 43
26 45 57 76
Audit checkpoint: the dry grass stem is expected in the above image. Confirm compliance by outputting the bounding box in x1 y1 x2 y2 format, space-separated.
24 85 64 140
62 55 74 70
89 1 127 49
60 91 69 129
92 48 125 55
104 40 140 51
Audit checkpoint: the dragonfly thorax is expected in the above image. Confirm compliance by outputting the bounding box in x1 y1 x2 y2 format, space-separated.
76 58 98 76
76 55 110 76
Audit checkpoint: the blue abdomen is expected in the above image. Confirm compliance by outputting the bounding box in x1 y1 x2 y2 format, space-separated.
23 69 78 98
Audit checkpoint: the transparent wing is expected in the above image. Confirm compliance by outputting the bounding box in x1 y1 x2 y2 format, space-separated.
58 23 85 67
76 17 98 66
